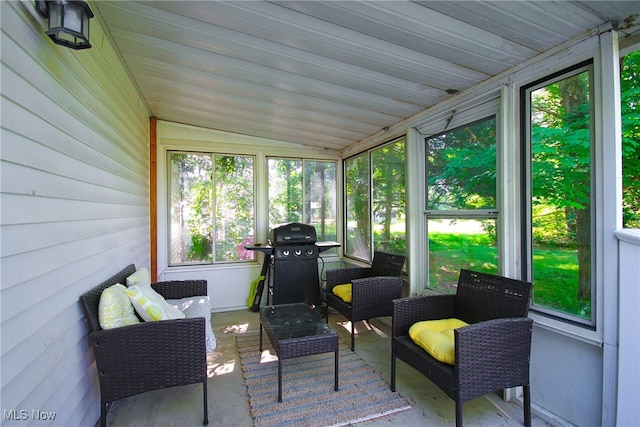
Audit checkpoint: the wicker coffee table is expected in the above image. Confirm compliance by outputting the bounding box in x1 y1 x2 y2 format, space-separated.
259 303 339 402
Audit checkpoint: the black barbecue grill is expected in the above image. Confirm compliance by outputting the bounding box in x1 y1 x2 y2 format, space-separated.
246 223 339 310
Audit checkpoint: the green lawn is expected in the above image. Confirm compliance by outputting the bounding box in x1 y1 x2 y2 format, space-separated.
428 233 588 319
428 232 498 290
532 246 589 318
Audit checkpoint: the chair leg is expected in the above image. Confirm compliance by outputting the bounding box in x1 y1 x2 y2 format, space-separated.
202 380 209 425
390 353 396 392
350 321 355 351
101 402 108 427
455 400 463 427
523 385 531 427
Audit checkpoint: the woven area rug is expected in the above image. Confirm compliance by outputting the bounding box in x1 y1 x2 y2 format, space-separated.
236 331 411 427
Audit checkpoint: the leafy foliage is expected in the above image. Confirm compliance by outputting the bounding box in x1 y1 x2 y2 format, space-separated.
269 159 302 226
169 153 254 263
346 139 407 260
345 154 371 259
268 159 338 243
373 141 406 251
530 69 593 309
427 118 497 211
621 50 640 227
530 73 591 212
215 156 255 260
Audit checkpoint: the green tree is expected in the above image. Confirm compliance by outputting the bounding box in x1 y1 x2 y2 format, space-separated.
427 119 497 211
531 72 592 300
345 154 371 258
269 159 302 226
215 156 255 260
621 50 640 228
170 153 213 262
373 140 406 250
170 153 254 263
303 161 337 241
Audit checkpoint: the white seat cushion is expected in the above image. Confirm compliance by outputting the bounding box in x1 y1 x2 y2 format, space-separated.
125 284 186 322
168 296 217 353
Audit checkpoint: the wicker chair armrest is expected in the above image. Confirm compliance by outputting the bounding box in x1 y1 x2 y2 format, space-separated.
455 317 533 401
152 279 208 299
90 318 207 401
326 267 370 291
350 276 403 321
392 295 456 337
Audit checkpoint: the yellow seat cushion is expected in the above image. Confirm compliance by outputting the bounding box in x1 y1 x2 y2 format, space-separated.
332 283 352 303
409 318 469 365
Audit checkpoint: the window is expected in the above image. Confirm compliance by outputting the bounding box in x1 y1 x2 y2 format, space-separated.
425 117 498 291
345 138 406 262
345 153 370 259
372 142 406 255
522 61 594 325
168 152 255 265
267 158 337 244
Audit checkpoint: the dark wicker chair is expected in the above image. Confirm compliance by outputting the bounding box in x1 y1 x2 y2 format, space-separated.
79 264 209 427
325 251 405 351
391 269 533 427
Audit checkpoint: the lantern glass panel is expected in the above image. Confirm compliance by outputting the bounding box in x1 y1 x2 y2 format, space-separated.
48 2 62 28
64 3 83 34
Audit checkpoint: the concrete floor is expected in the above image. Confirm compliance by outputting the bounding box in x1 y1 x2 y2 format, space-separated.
107 308 549 427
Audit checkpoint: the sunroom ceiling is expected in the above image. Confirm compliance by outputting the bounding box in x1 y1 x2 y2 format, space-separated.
94 1 639 151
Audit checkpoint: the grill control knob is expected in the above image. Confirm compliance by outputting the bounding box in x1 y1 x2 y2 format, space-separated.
306 249 314 256
294 249 302 256
282 250 290 257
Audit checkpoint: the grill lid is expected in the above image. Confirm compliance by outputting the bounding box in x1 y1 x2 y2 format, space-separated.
269 222 317 245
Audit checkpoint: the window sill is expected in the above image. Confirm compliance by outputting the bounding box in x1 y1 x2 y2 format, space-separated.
529 312 602 347
164 261 255 272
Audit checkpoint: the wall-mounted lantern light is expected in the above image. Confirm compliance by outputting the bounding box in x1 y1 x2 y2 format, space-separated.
35 0 94 50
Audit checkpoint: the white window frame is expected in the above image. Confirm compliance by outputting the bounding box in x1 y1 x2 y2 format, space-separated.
167 150 257 267
505 31 621 346
419 98 502 292
266 156 338 235
343 136 407 263
156 122 342 276
521 61 597 328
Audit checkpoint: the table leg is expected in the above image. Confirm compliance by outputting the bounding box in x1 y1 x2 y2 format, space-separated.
278 358 283 402
334 347 339 391
259 323 263 351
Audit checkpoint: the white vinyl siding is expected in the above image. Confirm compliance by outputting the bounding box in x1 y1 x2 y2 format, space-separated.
1 2 149 426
